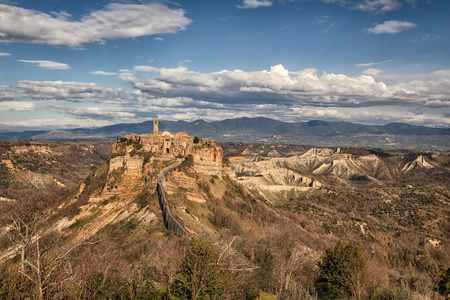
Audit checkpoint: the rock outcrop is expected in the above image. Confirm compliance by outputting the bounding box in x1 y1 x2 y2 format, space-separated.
11 144 51 154
165 171 206 203
402 155 434 173
230 147 401 202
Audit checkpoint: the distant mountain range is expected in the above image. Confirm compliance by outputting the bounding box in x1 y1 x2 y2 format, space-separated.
1 117 449 149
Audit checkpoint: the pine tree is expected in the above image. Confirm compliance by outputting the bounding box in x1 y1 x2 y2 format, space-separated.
316 240 367 299
170 239 225 299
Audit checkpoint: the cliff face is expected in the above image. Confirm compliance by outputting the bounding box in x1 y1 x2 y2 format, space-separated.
11 144 51 154
193 145 223 165
192 143 224 175
93 155 145 201
47 132 227 242
165 171 206 203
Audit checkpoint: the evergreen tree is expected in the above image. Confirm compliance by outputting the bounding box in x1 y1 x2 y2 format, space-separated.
170 239 225 299
316 240 367 299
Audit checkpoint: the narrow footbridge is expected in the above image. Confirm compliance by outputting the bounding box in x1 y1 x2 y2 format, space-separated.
157 160 189 237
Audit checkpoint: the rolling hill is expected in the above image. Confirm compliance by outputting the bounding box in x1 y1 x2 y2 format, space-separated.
1 118 449 150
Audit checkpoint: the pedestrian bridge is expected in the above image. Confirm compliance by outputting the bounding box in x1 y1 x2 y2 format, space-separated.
156 159 189 237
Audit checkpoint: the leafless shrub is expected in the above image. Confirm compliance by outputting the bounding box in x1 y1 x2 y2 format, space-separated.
277 283 318 300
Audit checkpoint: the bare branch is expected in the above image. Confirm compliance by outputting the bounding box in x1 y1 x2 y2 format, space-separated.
217 236 236 263
19 270 37 284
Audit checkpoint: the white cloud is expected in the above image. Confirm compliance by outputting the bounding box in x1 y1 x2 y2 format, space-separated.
391 71 450 102
290 107 348 119
16 80 126 101
0 3 192 47
19 60 71 70
154 37 164 42
287 105 450 127
355 60 391 67
0 101 35 111
356 0 403 13
0 118 115 130
91 70 118 76
377 70 450 85
319 0 415 14
60 106 135 120
237 0 272 9
121 64 393 106
356 62 376 67
134 65 160 72
2 67 450 130
117 64 450 127
367 20 416 34
424 99 450 108
363 68 382 75
0 52 11 56
0 86 21 101
12 67 450 112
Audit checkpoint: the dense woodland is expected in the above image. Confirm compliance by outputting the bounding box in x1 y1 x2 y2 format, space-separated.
0 141 449 299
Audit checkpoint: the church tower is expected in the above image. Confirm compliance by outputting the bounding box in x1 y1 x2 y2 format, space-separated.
153 118 159 135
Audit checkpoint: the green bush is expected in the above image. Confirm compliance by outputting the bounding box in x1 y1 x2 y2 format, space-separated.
315 240 367 299
170 239 226 299
439 268 450 297
85 271 131 299
135 189 151 209
254 237 277 293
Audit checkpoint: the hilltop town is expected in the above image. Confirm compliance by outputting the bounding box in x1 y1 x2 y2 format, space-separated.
114 119 223 169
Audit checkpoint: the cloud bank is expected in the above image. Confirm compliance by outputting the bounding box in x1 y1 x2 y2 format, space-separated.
0 3 192 47
119 65 450 109
0 101 35 111
16 80 126 101
120 64 395 107
3 65 450 129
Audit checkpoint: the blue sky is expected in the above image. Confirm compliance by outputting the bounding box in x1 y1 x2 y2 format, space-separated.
0 0 449 131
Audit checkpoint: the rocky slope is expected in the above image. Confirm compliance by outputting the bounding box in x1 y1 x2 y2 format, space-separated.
0 141 448 299
229 145 449 203
0 141 111 190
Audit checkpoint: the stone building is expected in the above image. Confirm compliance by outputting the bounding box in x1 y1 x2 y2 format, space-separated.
113 119 223 166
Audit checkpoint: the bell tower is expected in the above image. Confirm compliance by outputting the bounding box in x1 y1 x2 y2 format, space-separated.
153 119 159 135
153 118 159 135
